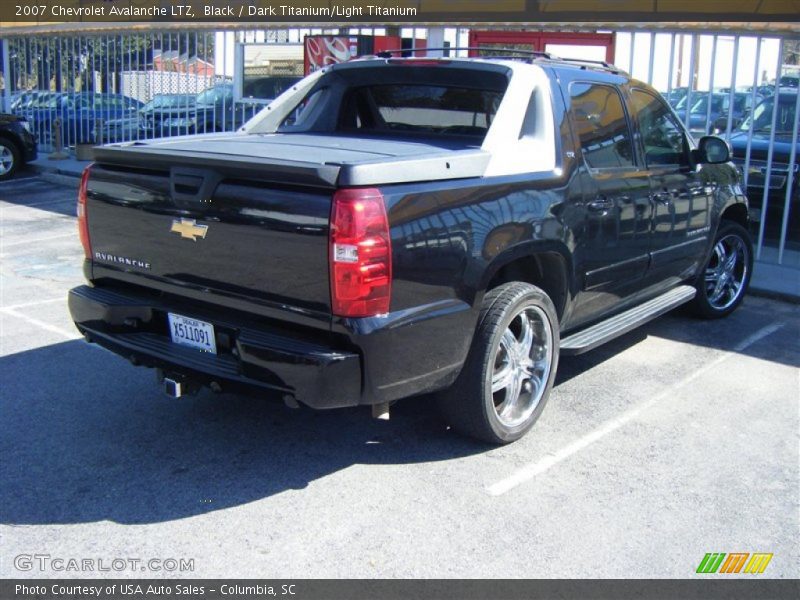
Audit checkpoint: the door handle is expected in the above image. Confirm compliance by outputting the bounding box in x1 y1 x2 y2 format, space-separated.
588 196 615 211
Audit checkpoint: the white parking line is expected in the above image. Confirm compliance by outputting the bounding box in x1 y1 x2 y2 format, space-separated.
0 306 81 340
0 232 76 248
485 320 787 496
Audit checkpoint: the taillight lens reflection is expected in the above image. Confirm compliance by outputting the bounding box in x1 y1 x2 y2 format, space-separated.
330 188 392 317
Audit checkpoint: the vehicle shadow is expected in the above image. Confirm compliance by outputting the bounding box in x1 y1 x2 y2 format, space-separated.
3 297 794 527
0 340 485 526
556 294 799 387
651 296 799 368
555 330 647 386
0 175 77 218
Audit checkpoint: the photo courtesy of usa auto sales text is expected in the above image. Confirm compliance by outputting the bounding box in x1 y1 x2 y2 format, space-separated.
15 583 299 597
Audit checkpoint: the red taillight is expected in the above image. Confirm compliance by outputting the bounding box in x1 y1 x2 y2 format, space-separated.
330 188 392 317
77 165 92 259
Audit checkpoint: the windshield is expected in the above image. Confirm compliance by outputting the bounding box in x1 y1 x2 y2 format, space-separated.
195 86 230 106
675 95 690 110
145 95 194 110
690 95 726 114
740 97 800 133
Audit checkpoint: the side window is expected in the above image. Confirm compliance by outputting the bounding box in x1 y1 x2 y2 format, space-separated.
569 82 635 169
631 89 690 168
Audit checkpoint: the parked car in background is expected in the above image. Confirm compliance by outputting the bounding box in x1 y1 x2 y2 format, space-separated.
729 91 800 233
155 84 236 136
0 113 37 180
93 113 142 144
138 94 197 138
675 92 760 135
778 74 799 90
23 91 142 146
737 84 775 99
10 90 46 112
72 81 299 145
664 86 689 108
241 75 302 103
157 84 269 136
97 94 199 143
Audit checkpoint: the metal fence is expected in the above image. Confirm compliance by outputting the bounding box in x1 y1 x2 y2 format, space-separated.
0 26 447 151
613 31 799 268
0 26 797 270
4 30 272 150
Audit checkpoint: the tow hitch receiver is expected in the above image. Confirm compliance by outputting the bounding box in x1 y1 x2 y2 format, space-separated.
164 377 184 398
157 370 198 399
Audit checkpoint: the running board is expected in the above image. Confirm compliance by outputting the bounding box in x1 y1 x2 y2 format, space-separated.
560 285 696 355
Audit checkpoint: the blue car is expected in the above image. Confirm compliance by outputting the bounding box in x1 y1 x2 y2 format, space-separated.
674 92 761 135
22 91 143 146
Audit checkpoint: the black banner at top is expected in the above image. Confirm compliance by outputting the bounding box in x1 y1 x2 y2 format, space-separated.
1 0 799 25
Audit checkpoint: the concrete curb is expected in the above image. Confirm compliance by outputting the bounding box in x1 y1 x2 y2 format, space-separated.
749 286 800 305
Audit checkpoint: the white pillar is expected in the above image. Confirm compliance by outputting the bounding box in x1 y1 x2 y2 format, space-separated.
2 39 11 113
427 28 445 57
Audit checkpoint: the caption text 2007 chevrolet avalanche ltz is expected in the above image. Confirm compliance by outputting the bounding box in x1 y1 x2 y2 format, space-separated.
68 52 752 444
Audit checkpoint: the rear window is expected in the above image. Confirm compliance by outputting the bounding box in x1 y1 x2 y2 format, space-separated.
269 65 511 141
339 84 503 137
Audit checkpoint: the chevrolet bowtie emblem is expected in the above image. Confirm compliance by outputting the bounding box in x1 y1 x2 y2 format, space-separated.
170 218 208 241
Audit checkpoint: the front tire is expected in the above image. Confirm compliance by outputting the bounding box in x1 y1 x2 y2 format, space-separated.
691 221 753 318
437 282 559 444
0 139 20 181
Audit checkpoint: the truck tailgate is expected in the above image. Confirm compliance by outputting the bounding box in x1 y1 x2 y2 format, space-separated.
85 161 333 323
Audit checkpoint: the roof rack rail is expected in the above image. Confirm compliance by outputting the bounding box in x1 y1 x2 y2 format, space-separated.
371 47 624 74
373 46 553 60
554 56 616 69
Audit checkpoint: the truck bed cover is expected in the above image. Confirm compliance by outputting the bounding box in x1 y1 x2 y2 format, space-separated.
92 132 490 188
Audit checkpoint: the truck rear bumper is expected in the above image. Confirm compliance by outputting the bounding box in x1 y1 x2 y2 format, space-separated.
68 285 361 409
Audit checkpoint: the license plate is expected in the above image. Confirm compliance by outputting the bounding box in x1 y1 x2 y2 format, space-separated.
167 313 216 354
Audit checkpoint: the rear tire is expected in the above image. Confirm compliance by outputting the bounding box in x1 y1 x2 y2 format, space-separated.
691 221 753 319
0 139 20 181
437 282 559 444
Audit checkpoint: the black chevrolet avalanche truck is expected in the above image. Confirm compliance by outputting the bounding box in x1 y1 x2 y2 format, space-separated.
69 54 752 444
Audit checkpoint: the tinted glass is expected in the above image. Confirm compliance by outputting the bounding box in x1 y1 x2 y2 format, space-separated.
741 96 800 134
569 82 634 169
631 89 690 167
339 84 504 138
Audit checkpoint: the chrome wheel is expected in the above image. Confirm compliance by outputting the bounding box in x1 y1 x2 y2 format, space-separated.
490 305 553 429
704 233 749 311
0 145 14 176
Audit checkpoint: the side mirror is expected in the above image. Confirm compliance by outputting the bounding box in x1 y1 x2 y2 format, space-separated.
695 135 730 164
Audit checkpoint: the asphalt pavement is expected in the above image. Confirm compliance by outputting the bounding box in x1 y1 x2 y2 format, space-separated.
1 176 798 579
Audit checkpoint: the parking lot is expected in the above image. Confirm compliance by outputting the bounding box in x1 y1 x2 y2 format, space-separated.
1 176 798 579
